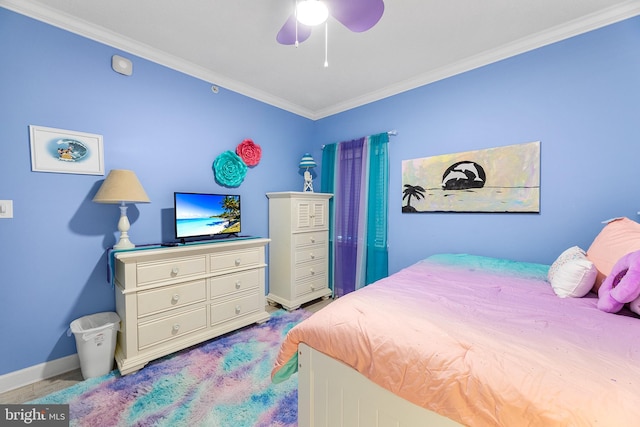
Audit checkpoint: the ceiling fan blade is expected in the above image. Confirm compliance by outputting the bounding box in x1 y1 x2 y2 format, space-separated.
327 0 384 33
276 13 313 45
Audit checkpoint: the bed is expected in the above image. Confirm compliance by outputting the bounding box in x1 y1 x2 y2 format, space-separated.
271 244 640 426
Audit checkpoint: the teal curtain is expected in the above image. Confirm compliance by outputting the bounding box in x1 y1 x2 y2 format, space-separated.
321 143 337 291
321 132 389 296
366 132 389 284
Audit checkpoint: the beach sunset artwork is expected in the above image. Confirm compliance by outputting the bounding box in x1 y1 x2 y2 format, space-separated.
402 141 540 213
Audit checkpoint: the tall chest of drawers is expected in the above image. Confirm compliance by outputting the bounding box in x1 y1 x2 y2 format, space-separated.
266 192 333 310
113 238 270 375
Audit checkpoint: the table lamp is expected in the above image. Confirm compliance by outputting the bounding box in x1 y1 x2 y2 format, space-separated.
93 169 150 249
299 153 317 192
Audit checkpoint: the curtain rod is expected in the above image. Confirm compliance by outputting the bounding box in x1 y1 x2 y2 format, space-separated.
322 130 397 149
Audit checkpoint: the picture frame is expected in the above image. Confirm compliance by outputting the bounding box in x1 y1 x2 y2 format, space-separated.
29 125 105 175
402 141 540 213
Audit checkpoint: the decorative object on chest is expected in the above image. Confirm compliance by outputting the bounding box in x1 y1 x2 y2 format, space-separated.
266 192 333 310
299 153 317 192
93 169 151 249
112 238 270 375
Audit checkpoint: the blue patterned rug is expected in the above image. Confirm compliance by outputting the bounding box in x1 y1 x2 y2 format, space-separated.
31 309 311 427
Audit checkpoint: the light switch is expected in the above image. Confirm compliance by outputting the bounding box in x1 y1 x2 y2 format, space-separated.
0 200 13 218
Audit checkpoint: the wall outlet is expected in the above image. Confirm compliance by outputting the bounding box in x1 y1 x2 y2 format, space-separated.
0 200 13 218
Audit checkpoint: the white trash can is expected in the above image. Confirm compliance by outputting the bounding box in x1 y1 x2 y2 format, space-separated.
70 312 120 379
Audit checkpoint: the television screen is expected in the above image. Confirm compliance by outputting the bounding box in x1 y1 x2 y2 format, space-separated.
174 192 241 241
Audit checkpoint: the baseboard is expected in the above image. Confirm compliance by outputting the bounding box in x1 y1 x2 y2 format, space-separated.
0 354 80 394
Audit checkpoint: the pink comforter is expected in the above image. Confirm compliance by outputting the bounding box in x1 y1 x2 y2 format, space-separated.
272 254 640 426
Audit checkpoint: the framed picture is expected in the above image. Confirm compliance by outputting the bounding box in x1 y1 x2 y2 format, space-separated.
29 125 104 175
402 141 540 213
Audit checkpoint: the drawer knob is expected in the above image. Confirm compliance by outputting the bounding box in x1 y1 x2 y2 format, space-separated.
310 284 316 291
310 268 315 275
235 258 241 266
310 252 315 259
310 237 316 243
171 267 180 276
172 324 180 333
172 294 180 302
235 305 241 314
235 281 241 289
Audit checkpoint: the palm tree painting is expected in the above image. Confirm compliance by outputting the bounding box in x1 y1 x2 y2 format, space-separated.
402 185 426 212
401 141 540 213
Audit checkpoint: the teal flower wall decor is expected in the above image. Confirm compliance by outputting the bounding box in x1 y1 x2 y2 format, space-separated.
213 150 248 187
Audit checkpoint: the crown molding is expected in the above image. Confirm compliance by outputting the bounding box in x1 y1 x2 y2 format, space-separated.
0 0 317 119
3 0 640 121
313 1 640 119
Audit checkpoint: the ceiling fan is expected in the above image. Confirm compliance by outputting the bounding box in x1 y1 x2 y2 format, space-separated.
276 0 385 46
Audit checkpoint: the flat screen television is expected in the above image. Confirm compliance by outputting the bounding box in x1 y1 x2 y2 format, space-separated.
174 192 241 242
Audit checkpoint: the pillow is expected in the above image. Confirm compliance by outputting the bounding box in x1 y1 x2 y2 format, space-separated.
548 246 597 298
586 217 640 293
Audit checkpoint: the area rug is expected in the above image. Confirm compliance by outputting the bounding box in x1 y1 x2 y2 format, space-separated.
31 309 312 427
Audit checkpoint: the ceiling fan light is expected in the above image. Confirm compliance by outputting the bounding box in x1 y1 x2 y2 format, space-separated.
296 0 329 26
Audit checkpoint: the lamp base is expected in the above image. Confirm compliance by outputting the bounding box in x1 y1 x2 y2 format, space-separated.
114 203 136 250
303 170 314 192
114 236 135 250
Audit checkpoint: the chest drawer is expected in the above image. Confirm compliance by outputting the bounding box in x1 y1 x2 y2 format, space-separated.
295 276 328 298
210 248 262 273
136 255 206 286
294 244 327 265
138 306 207 350
209 269 261 299
137 279 206 317
294 260 326 282
210 291 261 326
294 232 327 248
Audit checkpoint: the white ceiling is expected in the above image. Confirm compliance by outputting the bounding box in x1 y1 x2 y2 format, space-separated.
2 0 640 119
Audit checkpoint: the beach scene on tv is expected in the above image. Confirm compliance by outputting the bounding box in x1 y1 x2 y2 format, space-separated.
175 193 240 239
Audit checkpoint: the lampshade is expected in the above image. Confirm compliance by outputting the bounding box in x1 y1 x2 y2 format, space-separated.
299 153 317 169
296 0 329 26
93 169 150 204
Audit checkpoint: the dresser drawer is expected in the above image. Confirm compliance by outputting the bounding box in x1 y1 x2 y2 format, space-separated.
137 279 206 317
138 306 207 350
294 232 327 248
136 255 206 286
295 276 328 298
294 244 327 265
209 270 261 298
210 248 262 273
294 260 326 282
210 291 261 326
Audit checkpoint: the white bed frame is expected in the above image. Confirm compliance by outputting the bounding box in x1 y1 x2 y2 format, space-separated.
297 343 462 427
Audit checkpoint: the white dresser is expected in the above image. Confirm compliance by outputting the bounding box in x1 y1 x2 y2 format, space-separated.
266 192 333 310
112 238 270 375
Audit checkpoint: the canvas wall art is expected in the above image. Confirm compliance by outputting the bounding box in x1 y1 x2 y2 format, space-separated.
402 141 540 213
29 125 104 175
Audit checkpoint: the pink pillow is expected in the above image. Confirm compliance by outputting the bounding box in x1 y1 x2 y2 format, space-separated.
586 217 640 293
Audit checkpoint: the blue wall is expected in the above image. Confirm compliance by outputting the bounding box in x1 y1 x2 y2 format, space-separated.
315 16 640 274
0 8 313 376
1 7 640 376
